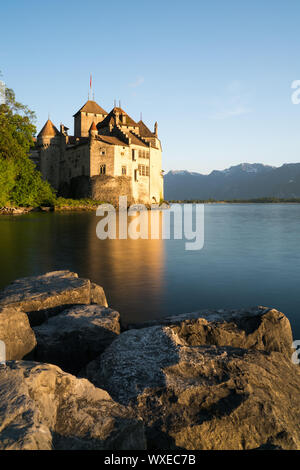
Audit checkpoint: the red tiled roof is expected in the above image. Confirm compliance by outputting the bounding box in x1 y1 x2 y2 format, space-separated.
137 120 155 137
96 135 129 146
73 100 107 116
98 107 138 129
37 119 59 137
129 131 149 147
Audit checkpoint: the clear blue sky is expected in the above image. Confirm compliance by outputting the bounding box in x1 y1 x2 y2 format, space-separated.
1 0 300 173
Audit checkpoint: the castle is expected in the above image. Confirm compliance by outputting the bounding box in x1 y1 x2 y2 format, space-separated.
31 99 163 204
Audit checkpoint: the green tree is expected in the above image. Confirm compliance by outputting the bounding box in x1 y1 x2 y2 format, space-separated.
0 158 15 206
0 80 56 207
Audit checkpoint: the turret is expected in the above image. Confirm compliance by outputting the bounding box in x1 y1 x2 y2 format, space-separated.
36 119 60 189
37 119 60 146
154 121 158 137
89 121 98 138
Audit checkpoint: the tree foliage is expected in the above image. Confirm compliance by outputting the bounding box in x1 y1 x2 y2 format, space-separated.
0 81 56 207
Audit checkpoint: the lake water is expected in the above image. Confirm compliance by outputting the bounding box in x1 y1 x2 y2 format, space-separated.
1 203 300 339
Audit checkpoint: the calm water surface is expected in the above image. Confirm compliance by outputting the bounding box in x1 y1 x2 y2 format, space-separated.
1 203 300 339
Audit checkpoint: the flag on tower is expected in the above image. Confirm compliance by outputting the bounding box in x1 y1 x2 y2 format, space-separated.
90 74 92 89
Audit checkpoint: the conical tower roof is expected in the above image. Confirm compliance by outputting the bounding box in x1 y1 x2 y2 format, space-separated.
37 119 59 137
90 121 97 131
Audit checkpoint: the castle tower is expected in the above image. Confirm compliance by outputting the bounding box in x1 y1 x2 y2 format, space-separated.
37 119 61 189
73 100 107 137
37 119 59 146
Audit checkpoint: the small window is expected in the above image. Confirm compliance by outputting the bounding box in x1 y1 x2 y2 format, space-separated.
146 166 149 176
122 166 127 175
134 169 138 181
132 149 136 161
138 164 146 176
121 152 125 156
100 164 106 175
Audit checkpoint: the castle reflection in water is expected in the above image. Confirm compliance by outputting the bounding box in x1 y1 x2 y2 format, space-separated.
0 211 165 325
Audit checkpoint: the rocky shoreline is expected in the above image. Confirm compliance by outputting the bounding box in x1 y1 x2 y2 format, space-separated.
0 270 299 450
0 206 39 215
0 202 168 215
0 206 96 215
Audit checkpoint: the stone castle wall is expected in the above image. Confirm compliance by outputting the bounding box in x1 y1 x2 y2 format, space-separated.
62 174 134 206
91 175 134 205
90 139 115 177
149 146 163 203
59 144 90 187
38 136 60 189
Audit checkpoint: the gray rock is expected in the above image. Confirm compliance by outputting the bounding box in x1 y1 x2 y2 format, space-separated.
84 319 300 450
34 305 120 374
0 271 108 326
0 307 36 360
127 306 293 357
0 361 146 450
0 207 33 215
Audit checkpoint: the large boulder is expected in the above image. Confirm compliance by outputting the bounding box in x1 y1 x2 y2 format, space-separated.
0 271 108 326
0 361 146 450
0 307 36 360
84 316 300 450
34 305 120 374
90 282 108 305
127 307 293 358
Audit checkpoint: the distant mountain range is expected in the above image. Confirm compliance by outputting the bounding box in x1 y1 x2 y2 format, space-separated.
164 163 300 200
